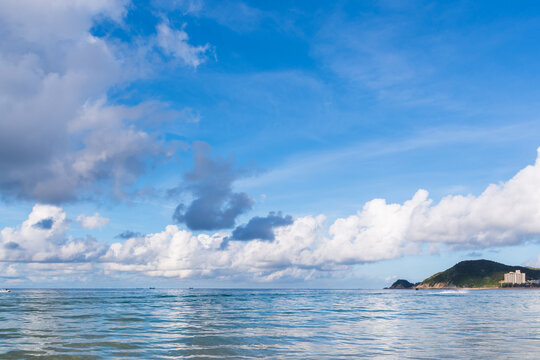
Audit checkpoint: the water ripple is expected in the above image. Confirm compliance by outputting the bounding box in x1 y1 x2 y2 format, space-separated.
1 289 539 359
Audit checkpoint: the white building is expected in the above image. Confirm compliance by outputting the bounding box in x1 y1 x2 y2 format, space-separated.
503 270 526 284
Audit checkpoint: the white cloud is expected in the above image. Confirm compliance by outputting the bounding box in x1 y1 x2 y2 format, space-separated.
408 149 540 247
156 22 210 68
310 148 540 265
77 213 110 229
99 147 540 279
318 191 427 264
102 215 325 279
0 204 105 262
4 148 540 283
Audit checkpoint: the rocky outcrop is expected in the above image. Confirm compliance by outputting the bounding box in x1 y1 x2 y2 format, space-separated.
386 279 416 289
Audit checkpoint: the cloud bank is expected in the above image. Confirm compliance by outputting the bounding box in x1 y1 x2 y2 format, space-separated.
3 148 540 283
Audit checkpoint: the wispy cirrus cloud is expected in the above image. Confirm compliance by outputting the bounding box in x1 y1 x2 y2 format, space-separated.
156 21 211 68
154 0 271 33
238 122 536 192
311 4 463 111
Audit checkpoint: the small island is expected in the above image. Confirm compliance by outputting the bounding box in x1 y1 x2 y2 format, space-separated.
385 279 418 289
387 259 540 289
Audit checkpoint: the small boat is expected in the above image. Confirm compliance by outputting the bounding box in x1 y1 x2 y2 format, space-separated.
0 289 11 293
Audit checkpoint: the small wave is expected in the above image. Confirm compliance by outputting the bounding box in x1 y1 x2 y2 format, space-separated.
438 289 469 295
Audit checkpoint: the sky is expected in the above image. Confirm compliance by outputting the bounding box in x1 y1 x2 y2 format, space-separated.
2 0 540 288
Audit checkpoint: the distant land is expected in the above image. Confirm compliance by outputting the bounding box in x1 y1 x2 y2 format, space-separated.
387 259 540 289
386 279 417 289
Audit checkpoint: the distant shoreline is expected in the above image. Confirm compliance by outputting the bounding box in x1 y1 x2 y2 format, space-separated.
387 260 540 290
388 287 540 290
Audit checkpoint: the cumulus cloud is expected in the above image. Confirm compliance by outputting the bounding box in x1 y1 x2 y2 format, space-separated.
0 1 127 202
103 147 540 279
0 204 105 262
0 1 202 203
231 212 294 241
317 191 427 264
407 151 540 248
103 215 324 280
77 213 110 229
173 143 254 230
318 148 540 264
156 22 210 68
5 148 540 283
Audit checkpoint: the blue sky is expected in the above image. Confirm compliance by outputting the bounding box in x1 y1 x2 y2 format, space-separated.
2 0 540 288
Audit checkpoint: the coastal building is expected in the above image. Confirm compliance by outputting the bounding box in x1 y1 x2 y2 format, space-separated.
503 270 526 284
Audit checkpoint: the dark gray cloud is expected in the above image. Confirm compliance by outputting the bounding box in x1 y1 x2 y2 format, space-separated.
3 242 20 250
115 231 144 239
33 218 54 230
173 142 254 231
231 212 293 241
0 108 160 203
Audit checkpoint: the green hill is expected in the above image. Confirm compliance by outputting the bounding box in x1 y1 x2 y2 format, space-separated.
418 259 540 288
386 279 417 289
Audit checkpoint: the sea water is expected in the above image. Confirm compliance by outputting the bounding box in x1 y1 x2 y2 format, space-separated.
1 288 539 359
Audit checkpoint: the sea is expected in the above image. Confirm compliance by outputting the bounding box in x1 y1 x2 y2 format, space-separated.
1 288 539 359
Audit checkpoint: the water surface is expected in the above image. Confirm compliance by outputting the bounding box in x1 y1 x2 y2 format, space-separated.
1 289 539 359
